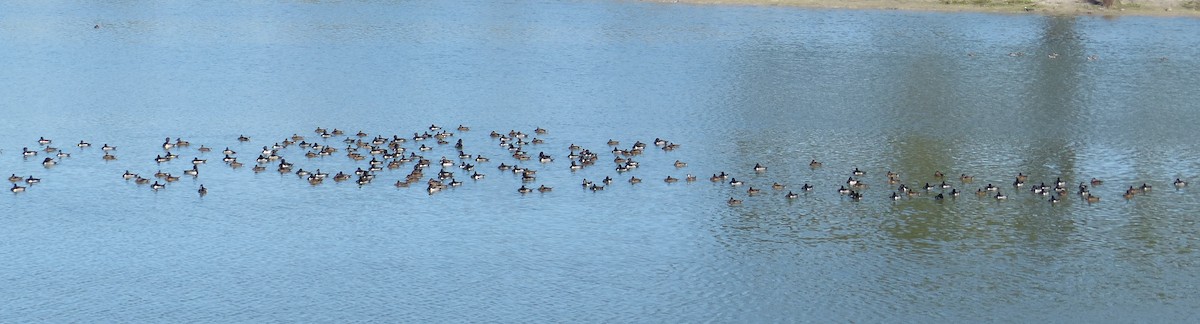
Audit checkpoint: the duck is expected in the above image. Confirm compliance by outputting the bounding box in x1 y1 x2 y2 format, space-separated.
150 181 166 191
801 183 813 191
1140 183 1153 192
685 174 697 182
42 157 56 167
538 185 552 192
729 178 744 186
122 171 136 180
192 157 207 165
103 153 117 161
77 140 91 148
457 125 470 131
1090 178 1104 186
1086 195 1100 203
950 189 960 197
184 166 199 177
629 176 642 184
772 182 785 190
934 171 945 178
154 155 169 163
198 185 207 196
837 186 851 195
22 147 37 156
11 183 26 193
960 174 974 183
1173 178 1187 187
994 192 1007 200
747 187 761 195
102 144 116 151
664 176 678 183
223 147 236 155
1049 195 1060 203
852 168 864 176
809 160 822 168
786 191 799 199
237 135 250 142
24 176 40 184
753 163 767 172
890 192 901 200
674 160 687 168
37 137 51 145
727 197 743 206
162 137 174 150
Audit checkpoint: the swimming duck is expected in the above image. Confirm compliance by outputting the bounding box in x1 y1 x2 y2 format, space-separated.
747 187 761 195
994 192 1007 200
890 192 901 200
1049 195 1060 203
151 181 165 191
629 176 642 184
772 182 785 190
77 140 91 148
102 144 116 151
837 186 851 195
24 176 40 185
1141 183 1153 192
198 185 207 196
162 137 174 150
37 137 51 145
727 197 742 206
1090 178 1104 186
852 168 864 176
154 155 169 163
537 185 552 192
664 176 679 183
801 183 813 191
809 160 822 168
729 178 744 186
1175 178 1188 187
786 191 799 199
237 135 250 142
934 171 944 178
960 174 974 183
103 153 117 161
674 160 687 168
42 157 56 167
11 183 27 193
184 166 199 177
753 163 767 172
22 147 36 156
685 174 697 182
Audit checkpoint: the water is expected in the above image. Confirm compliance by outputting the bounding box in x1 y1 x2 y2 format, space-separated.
2 1 1200 321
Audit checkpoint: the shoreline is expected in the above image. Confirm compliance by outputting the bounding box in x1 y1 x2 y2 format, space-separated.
650 0 1200 18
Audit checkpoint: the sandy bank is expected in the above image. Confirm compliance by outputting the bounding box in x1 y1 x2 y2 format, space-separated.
651 0 1200 17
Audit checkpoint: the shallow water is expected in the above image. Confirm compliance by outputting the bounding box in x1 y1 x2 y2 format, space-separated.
2 1 1199 322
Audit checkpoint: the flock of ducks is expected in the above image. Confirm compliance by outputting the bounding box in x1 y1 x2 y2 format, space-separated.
4 129 1191 208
